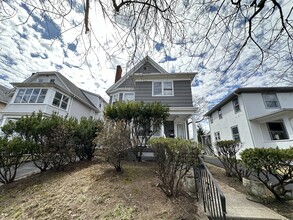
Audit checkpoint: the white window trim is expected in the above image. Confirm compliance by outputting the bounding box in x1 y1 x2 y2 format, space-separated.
266 121 289 140
231 125 240 141
175 122 186 139
123 92 135 101
262 93 280 109
52 91 70 110
152 81 174 97
218 109 222 119
232 97 240 113
214 131 221 141
111 92 135 104
14 88 48 104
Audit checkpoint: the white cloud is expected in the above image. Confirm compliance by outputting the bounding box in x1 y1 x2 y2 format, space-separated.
0 0 292 122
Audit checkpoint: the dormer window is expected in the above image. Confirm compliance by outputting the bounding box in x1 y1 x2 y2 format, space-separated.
152 81 174 96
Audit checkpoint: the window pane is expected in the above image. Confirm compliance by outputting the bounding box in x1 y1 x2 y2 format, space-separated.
61 96 69 110
231 126 240 141
22 89 33 103
163 82 173 95
233 98 240 112
267 122 288 140
153 82 162 95
266 101 278 108
37 89 47 103
177 124 185 139
218 109 222 119
263 94 279 108
14 89 25 103
29 89 40 103
52 92 62 107
124 93 134 101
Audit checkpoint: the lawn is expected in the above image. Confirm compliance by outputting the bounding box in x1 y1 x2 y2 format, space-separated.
0 160 199 220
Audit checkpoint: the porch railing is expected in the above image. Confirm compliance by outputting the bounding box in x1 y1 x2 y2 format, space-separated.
194 157 226 220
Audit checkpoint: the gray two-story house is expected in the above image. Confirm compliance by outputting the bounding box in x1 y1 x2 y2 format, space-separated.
106 56 198 140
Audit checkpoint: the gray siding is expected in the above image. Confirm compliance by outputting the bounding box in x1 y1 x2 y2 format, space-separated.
135 81 193 107
135 61 161 74
119 77 134 88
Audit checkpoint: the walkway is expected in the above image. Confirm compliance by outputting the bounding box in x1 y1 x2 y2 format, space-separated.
218 179 289 220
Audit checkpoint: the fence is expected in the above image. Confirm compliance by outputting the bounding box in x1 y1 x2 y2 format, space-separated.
194 157 226 220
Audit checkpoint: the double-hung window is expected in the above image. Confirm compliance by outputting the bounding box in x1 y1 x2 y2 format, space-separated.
214 132 221 141
52 91 69 110
152 81 173 96
232 97 240 113
218 109 222 119
267 122 288 140
263 93 280 108
14 88 48 103
231 126 240 141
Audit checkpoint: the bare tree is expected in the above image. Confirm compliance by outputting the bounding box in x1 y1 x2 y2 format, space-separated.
0 0 292 79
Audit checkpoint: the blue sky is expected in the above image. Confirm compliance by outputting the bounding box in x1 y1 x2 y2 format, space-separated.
0 0 292 127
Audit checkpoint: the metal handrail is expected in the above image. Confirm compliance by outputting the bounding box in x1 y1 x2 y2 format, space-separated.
194 156 226 220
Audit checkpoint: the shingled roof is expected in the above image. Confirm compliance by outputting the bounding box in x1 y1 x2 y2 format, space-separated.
0 85 10 104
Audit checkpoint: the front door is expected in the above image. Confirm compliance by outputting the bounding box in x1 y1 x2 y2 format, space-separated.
164 121 174 138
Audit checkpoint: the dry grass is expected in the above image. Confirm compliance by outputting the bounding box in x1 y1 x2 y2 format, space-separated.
0 160 199 220
207 163 293 220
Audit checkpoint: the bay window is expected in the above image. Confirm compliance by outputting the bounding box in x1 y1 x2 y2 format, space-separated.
52 91 69 110
14 88 48 103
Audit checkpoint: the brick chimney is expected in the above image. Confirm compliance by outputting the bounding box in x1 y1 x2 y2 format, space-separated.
115 65 122 83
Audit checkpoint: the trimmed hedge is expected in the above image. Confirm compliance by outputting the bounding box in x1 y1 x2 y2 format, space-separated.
241 147 293 200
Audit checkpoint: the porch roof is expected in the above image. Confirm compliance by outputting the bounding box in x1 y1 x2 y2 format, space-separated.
168 107 198 121
249 108 293 123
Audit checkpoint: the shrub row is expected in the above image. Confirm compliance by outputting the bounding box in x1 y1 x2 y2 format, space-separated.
0 112 103 183
213 140 293 201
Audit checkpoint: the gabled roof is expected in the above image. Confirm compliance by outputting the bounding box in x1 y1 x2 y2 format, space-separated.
0 85 10 104
204 87 293 116
106 56 169 94
15 71 101 112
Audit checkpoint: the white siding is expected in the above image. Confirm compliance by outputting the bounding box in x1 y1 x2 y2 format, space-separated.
209 92 293 151
242 93 293 119
209 95 254 150
68 98 95 120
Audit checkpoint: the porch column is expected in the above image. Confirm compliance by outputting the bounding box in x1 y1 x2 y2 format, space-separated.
192 114 197 143
160 123 165 137
283 117 293 139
